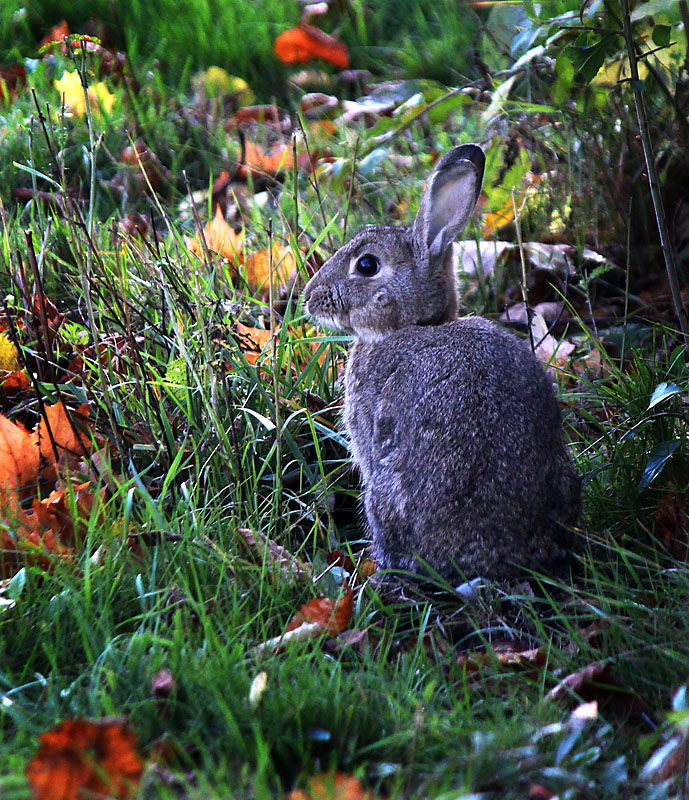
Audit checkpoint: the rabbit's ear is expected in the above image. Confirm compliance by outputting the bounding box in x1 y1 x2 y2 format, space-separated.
413 144 485 266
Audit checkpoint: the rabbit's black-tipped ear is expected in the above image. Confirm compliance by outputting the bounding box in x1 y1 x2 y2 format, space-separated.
413 144 485 266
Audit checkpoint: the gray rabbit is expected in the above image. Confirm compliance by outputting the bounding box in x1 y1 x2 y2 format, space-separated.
304 145 580 581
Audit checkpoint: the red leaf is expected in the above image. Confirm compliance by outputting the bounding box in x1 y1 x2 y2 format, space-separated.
274 24 349 69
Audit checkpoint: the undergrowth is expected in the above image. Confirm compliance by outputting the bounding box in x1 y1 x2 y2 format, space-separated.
1 5 689 800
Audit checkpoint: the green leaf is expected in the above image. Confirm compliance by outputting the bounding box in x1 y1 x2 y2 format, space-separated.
632 0 682 22
648 381 682 409
577 37 616 82
7 568 26 600
553 53 575 105
638 439 680 490
651 24 671 47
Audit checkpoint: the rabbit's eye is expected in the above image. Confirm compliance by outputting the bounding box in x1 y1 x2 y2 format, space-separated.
355 254 380 277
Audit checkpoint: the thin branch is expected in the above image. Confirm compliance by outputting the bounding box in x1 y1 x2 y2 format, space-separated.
620 0 689 345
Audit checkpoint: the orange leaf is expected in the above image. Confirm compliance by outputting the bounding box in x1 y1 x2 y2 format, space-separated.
185 206 244 262
31 482 102 548
289 772 374 800
0 369 30 392
243 245 296 293
33 402 92 482
0 415 40 510
39 20 70 53
26 717 143 800
274 24 349 69
235 322 274 367
238 140 294 180
286 587 353 636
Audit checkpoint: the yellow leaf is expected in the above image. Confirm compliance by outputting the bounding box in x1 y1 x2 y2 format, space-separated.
54 70 115 116
0 333 20 372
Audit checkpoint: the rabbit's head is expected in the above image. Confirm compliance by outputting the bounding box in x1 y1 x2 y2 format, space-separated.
304 145 485 342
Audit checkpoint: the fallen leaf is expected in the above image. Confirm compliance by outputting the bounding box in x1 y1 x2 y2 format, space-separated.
26 717 143 800
34 402 92 482
289 772 374 800
545 661 651 720
193 67 255 105
242 245 296 293
457 645 548 679
238 527 310 578
238 140 295 180
235 323 274 367
0 415 40 510
54 70 115 116
0 331 28 392
0 333 20 371
274 24 349 69
185 206 244 262
31 482 102 548
286 586 353 636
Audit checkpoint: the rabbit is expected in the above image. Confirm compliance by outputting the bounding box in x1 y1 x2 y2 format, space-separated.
303 144 581 581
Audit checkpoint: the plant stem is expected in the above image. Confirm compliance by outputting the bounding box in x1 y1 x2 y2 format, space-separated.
620 0 689 345
268 218 283 525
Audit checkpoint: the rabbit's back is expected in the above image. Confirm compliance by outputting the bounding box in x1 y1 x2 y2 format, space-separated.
344 317 580 579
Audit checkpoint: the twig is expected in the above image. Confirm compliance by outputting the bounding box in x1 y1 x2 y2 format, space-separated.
511 189 535 353
620 0 689 346
268 218 283 524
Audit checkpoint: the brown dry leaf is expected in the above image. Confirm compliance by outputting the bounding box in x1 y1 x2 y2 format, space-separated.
238 527 311 579
286 586 353 636
545 661 651 719
289 772 373 800
655 490 689 561
185 206 244 262
26 717 143 800
274 24 349 69
243 245 296 293
457 645 548 680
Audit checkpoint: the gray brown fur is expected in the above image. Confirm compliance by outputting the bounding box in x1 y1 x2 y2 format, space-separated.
304 145 580 580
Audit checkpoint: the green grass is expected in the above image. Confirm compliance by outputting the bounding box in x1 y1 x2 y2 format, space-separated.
1 8 689 800
1 0 479 102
